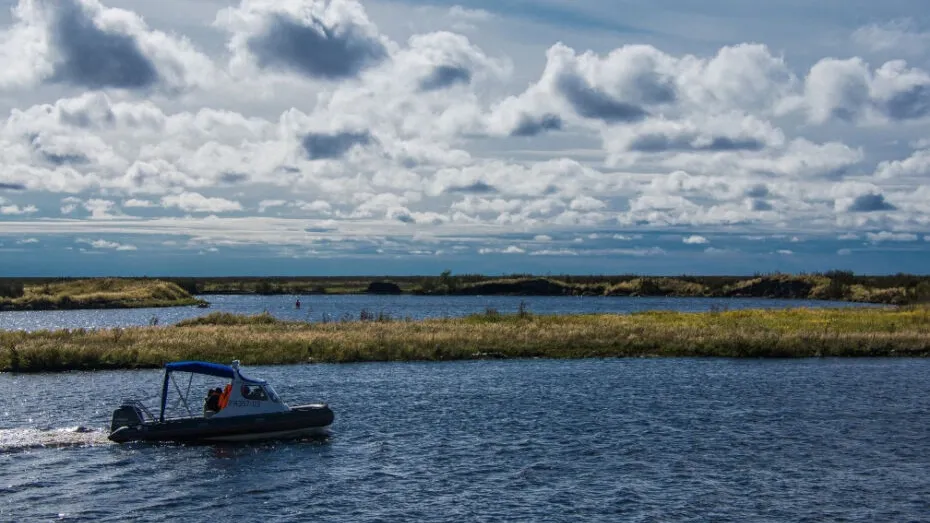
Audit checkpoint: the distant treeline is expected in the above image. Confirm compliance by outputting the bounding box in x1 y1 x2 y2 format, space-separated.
2 270 930 305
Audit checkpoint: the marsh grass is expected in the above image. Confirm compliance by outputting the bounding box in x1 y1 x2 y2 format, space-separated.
3 306 930 372
0 278 204 311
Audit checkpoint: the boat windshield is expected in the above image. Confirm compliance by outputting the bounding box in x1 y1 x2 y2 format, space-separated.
241 384 268 401
264 384 281 403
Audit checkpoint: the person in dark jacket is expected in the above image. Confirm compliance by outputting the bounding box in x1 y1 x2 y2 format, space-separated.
204 387 221 415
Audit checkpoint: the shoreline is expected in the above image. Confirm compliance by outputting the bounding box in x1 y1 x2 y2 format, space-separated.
0 298 206 312
3 307 929 373
4 272 930 309
3 272 930 310
0 279 206 312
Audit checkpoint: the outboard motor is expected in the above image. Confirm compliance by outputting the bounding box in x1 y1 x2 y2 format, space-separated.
110 403 144 433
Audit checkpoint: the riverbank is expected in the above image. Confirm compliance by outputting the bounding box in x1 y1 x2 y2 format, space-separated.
4 272 930 305
3 306 929 373
0 279 206 311
187 272 930 305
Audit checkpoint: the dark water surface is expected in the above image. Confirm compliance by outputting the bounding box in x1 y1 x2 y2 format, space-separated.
0 294 879 332
2 358 929 522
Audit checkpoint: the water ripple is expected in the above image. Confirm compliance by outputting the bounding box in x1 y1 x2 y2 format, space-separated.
2 358 930 521
0 294 878 332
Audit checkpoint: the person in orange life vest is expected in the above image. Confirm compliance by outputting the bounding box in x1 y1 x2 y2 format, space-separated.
218 384 232 409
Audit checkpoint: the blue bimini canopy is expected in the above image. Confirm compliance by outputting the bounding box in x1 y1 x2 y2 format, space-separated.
164 361 235 379
157 361 268 421
159 361 236 421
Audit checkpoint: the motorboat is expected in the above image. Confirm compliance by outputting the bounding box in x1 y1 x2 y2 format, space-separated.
108 360 334 443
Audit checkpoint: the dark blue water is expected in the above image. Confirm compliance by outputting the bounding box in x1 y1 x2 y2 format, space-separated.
2 358 929 522
0 294 880 332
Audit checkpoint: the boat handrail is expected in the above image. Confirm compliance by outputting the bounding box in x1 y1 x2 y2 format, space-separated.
120 398 156 421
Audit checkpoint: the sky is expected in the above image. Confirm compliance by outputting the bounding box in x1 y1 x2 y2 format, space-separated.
0 0 929 277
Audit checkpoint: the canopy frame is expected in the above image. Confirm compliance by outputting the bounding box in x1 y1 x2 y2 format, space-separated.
159 360 239 422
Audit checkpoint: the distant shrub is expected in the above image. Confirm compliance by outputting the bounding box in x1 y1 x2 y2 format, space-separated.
175 312 279 326
517 300 531 319
0 281 24 299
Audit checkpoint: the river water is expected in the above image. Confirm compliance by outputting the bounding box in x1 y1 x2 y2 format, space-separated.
0 294 879 332
2 358 929 522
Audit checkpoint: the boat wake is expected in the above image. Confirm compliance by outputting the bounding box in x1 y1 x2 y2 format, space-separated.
0 426 111 454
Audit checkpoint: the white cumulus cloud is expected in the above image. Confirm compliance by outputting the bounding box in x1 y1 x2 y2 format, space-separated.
683 235 709 245
161 192 243 213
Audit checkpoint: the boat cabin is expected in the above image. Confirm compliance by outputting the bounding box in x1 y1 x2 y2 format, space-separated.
158 360 290 422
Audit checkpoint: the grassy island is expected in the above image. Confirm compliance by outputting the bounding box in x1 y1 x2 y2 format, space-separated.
3 306 930 373
4 271 930 305
158 271 930 305
0 278 206 311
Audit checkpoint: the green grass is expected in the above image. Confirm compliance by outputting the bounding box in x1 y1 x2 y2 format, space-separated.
0 278 205 311
3 306 930 373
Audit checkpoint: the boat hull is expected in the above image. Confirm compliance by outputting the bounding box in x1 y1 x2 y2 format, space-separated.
108 404 334 444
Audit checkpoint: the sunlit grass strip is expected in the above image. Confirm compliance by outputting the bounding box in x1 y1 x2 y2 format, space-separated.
0 279 204 311
3 307 930 372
